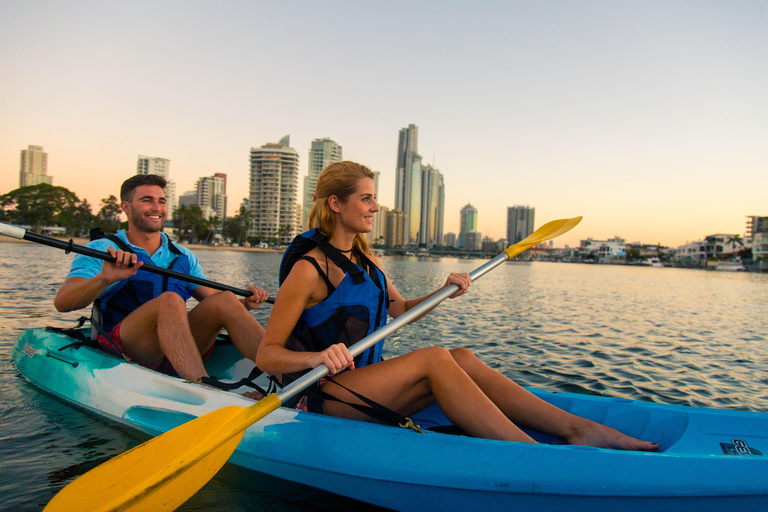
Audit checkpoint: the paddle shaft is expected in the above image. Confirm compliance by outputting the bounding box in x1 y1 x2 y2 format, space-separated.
0 223 274 303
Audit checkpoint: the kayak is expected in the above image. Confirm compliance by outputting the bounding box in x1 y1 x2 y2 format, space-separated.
13 328 768 512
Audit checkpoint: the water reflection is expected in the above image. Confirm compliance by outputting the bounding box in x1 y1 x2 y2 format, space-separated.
1 243 767 511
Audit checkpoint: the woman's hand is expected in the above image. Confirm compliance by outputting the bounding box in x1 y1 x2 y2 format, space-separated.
309 343 355 375
444 272 471 299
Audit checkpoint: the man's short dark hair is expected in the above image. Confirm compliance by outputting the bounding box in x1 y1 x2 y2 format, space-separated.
121 174 167 201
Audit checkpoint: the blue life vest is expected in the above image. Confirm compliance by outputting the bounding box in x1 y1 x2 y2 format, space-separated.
93 235 193 334
278 229 389 389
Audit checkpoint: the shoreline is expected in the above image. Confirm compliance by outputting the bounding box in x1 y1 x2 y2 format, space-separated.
0 235 284 253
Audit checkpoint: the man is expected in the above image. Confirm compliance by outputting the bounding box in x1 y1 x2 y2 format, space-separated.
54 174 269 381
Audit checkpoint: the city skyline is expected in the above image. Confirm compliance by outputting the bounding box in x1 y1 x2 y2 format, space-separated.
2 2 766 248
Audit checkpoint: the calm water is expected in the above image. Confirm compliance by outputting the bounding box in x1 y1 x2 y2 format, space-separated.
2 242 767 511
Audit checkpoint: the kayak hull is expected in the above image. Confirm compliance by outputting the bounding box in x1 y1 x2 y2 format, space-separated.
13 328 768 512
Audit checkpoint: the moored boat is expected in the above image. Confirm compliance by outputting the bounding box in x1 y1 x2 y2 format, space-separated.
13 328 768 512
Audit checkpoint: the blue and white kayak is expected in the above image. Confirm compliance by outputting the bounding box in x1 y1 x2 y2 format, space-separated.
12 328 768 512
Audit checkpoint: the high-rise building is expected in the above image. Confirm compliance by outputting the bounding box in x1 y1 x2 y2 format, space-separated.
419 164 444 247
137 155 176 220
248 138 299 244
444 232 457 247
303 138 342 230
195 174 227 223
395 124 421 245
386 209 407 247
459 204 478 249
137 155 169 177
19 145 52 187
507 206 535 245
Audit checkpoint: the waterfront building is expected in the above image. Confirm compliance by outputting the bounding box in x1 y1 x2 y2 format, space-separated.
369 205 389 245
675 240 706 264
464 231 482 252
419 164 445 247
19 145 52 187
395 124 422 245
248 138 299 244
194 173 227 223
459 204 478 249
580 237 626 260
443 232 457 248
178 190 197 208
138 155 176 220
703 234 743 259
303 138 342 228
386 208 407 247
746 216 768 260
507 205 535 245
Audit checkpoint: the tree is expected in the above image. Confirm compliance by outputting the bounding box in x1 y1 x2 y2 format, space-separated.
222 205 251 245
0 183 91 234
173 204 206 243
60 198 96 237
96 195 123 234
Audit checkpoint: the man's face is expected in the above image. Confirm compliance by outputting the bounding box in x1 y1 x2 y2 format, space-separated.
122 185 167 233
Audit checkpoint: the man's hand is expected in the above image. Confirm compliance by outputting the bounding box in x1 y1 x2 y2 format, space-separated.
99 246 143 284
242 285 269 310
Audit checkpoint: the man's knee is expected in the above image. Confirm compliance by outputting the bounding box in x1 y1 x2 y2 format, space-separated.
154 291 188 315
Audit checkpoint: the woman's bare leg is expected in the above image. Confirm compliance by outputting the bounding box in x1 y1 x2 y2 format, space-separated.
448 348 659 451
323 346 537 443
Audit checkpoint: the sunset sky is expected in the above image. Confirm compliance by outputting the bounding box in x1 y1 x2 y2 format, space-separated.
2 1 766 248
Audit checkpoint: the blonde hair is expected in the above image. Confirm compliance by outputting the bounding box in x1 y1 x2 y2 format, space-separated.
307 161 374 256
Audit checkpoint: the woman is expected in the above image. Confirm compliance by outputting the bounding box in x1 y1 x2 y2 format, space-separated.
256 161 658 449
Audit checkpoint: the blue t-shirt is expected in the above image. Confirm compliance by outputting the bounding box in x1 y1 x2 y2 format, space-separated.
66 230 206 299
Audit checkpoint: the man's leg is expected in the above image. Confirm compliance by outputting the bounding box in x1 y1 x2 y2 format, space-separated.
187 291 265 362
117 292 208 379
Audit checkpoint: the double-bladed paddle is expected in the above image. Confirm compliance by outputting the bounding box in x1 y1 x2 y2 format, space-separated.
41 216 582 512
0 222 274 303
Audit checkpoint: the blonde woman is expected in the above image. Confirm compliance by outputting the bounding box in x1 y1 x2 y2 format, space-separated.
256 161 658 450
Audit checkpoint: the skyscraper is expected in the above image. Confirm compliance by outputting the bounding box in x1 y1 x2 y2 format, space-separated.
248 138 299 244
419 164 445 247
19 145 52 187
507 205 535 244
395 124 421 245
195 174 227 223
137 155 175 220
303 138 342 229
459 204 478 249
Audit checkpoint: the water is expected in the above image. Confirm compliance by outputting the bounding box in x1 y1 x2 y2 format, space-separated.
2 242 767 511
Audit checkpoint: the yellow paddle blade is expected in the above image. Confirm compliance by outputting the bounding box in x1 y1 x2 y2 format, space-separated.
502 216 582 260
44 394 282 512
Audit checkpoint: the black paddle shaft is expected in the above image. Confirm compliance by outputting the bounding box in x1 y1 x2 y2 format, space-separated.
24 231 274 303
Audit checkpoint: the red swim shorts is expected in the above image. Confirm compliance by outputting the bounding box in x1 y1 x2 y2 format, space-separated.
96 322 213 376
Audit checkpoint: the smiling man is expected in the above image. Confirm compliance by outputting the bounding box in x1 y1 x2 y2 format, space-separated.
54 174 269 382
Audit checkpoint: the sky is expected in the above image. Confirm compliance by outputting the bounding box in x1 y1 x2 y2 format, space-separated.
1 0 766 248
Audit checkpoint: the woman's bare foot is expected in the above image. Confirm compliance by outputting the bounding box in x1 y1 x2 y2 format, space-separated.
567 421 660 451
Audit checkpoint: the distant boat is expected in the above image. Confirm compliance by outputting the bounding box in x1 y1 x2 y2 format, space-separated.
713 260 746 272
640 257 663 267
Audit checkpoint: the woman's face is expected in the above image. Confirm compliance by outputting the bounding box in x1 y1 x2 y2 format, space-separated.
334 177 379 233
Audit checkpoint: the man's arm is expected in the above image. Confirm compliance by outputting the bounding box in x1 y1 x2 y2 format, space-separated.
190 285 269 310
54 247 143 312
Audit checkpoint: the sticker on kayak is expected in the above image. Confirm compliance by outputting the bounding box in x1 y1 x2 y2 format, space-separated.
23 342 37 358
721 439 763 456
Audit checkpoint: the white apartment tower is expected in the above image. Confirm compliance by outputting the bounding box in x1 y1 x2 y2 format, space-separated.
303 138 342 229
248 138 299 244
195 173 227 223
137 155 176 220
20 145 52 187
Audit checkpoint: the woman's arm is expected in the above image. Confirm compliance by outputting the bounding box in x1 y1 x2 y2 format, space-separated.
255 260 355 376
386 271 472 322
